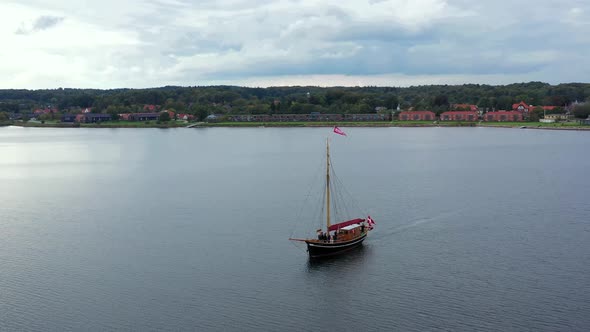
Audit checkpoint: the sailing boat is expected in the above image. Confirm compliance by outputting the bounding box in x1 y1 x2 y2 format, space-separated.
290 136 375 258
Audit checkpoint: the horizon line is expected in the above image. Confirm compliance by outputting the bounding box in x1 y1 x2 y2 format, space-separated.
2 81 590 91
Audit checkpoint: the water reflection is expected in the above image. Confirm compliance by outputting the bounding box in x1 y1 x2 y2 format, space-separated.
305 245 372 272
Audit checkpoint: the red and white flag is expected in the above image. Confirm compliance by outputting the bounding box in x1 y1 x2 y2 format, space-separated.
367 215 375 229
333 126 347 136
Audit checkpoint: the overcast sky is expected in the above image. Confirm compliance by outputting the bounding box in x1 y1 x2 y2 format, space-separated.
1 0 589 89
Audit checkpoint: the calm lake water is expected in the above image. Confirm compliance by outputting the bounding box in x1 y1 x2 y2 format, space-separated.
1 126 589 331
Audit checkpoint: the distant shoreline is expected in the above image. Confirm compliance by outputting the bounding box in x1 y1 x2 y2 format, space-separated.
3 121 186 129
156 121 590 131
3 121 590 131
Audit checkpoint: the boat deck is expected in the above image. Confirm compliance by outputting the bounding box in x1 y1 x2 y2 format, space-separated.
306 230 367 244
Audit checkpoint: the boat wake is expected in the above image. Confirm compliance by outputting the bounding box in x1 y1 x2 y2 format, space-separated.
392 216 437 233
372 208 467 241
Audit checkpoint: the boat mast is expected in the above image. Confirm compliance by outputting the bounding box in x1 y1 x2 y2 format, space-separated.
326 138 331 232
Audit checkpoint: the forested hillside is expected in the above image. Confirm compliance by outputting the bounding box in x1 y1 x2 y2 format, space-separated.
1 82 589 118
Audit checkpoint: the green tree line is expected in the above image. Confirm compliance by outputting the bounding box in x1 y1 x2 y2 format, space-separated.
1 82 589 119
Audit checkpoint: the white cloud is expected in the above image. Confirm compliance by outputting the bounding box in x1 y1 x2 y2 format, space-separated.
0 0 589 89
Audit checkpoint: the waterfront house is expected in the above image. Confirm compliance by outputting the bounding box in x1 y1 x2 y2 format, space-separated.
440 111 478 121
271 114 306 122
485 111 523 122
205 114 219 122
227 113 387 122
130 113 159 121
177 113 194 121
313 113 343 121
275 114 307 121
398 111 435 121
544 113 572 122
584 116 590 125
512 101 533 114
309 112 321 121
229 113 311 122
345 113 387 121
77 113 112 123
61 114 77 122
228 114 275 122
228 115 256 122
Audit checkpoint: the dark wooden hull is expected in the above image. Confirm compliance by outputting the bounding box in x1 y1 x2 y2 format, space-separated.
305 233 367 258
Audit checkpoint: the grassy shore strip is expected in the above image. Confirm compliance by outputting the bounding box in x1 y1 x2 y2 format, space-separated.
204 121 478 127
477 122 590 130
4 120 589 130
204 121 590 129
204 121 395 127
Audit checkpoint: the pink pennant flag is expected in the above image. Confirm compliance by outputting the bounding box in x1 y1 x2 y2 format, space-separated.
367 215 375 229
333 126 347 136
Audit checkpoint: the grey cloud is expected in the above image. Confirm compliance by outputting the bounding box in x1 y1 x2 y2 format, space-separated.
328 22 437 44
170 32 243 56
139 0 590 82
191 39 546 81
33 16 64 30
15 15 64 35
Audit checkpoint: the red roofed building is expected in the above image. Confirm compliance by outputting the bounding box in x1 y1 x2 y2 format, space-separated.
440 111 478 121
119 113 132 121
452 104 478 112
398 111 435 121
178 114 195 121
484 111 523 122
541 106 558 111
162 110 175 119
512 101 532 114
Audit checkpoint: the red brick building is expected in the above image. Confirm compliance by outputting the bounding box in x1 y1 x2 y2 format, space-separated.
484 111 523 122
398 111 435 121
439 111 478 121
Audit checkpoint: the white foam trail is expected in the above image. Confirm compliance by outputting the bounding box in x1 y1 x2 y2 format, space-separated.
371 208 467 242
